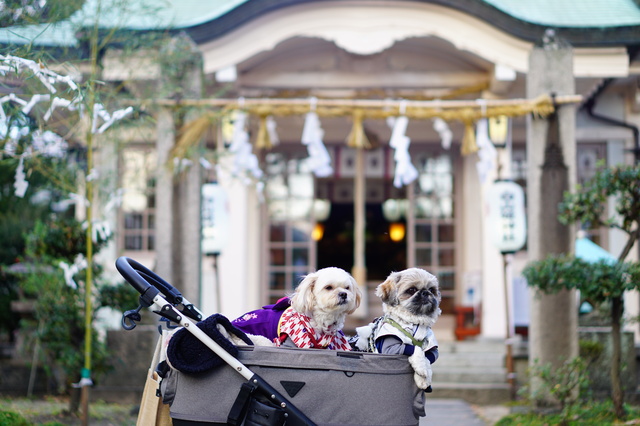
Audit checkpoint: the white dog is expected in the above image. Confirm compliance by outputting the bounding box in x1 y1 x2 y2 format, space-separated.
354 268 441 390
232 267 362 350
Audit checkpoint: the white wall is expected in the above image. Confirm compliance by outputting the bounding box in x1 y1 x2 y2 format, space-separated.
200 157 262 320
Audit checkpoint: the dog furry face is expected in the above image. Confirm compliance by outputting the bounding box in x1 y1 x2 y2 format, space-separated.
290 267 362 321
376 268 441 322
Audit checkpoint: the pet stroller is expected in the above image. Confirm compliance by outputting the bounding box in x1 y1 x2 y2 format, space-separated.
116 257 424 426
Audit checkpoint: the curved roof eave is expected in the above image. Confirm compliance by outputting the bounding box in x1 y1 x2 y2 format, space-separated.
180 0 640 48
188 2 630 77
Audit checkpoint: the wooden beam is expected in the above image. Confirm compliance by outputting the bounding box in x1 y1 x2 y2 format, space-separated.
239 71 489 89
489 64 517 96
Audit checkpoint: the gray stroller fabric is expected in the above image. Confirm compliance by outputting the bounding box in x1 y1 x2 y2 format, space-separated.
162 345 423 426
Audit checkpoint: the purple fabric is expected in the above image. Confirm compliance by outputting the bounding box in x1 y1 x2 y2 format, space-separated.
231 297 290 342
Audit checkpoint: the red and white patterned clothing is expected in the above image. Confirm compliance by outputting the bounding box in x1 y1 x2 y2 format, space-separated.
276 307 351 350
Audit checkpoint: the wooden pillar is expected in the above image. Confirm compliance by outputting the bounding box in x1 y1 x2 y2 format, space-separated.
177 68 204 306
155 107 175 283
155 34 204 305
526 31 578 399
352 147 367 316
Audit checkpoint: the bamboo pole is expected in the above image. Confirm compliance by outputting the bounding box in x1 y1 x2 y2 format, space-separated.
80 2 101 424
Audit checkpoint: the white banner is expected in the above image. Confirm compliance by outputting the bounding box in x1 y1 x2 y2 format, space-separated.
201 183 230 255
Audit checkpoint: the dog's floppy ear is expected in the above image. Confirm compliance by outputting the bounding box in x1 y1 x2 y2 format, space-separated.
290 272 317 315
376 271 400 305
347 276 363 314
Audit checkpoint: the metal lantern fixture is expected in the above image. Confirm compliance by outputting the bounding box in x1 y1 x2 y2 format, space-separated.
486 178 526 400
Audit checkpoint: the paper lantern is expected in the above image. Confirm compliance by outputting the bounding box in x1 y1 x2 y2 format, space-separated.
487 180 526 254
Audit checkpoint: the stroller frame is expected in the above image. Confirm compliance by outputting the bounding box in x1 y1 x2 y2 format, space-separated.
116 256 316 425
117 256 423 426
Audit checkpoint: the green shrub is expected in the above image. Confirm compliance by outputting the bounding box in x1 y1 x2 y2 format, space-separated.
520 356 591 422
579 339 604 362
496 400 640 425
15 216 114 392
0 410 30 426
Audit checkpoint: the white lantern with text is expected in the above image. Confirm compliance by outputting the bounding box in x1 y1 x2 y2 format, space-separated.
487 180 527 254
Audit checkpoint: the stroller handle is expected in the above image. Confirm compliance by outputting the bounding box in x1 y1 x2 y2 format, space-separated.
116 256 183 305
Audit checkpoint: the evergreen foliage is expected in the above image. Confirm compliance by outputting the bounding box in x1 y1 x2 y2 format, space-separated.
523 164 640 419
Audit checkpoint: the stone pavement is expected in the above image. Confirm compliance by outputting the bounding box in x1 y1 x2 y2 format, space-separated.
420 398 508 425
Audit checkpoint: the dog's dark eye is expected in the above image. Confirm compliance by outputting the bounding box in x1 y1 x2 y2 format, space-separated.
325 285 333 290
405 287 417 295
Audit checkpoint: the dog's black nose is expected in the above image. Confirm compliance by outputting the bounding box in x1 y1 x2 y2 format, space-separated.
418 289 432 301
339 292 347 300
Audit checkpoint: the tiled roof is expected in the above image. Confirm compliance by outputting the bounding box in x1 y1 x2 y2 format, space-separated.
0 22 76 46
0 0 242 46
484 0 640 28
1 0 638 48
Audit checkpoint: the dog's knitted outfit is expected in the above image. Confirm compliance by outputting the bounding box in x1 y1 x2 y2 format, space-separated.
369 315 438 361
231 297 291 341
355 314 438 391
233 298 351 350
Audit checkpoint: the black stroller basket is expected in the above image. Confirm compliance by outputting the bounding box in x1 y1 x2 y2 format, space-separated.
117 257 422 426
116 256 316 426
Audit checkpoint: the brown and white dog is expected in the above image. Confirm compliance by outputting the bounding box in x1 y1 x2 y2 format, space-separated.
354 268 441 389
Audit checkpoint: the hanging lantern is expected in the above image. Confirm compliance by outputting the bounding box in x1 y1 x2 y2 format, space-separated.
382 199 403 222
313 199 331 221
389 223 406 242
486 180 527 253
220 110 236 146
489 115 509 148
312 223 325 241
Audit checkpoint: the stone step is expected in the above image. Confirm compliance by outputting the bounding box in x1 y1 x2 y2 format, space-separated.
422 398 487 426
435 352 504 368
429 382 512 405
438 339 507 354
433 367 507 383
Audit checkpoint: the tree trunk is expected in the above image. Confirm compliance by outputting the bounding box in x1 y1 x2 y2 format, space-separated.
69 385 80 415
611 295 625 418
611 231 638 418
